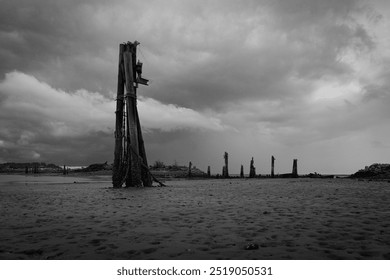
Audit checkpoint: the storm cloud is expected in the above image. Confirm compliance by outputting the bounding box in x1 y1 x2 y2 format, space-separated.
1 0 390 173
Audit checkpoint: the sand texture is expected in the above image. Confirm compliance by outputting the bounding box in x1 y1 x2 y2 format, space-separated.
0 175 390 260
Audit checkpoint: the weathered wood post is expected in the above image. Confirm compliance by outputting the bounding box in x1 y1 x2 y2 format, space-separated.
25 166 28 174
123 43 142 187
207 166 211 177
271 156 275 178
223 152 229 178
240 165 244 178
249 157 256 178
112 41 152 188
188 161 192 177
292 159 298 178
63 165 66 175
112 44 125 188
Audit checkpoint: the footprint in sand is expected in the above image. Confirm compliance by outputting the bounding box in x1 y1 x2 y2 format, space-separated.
89 238 106 246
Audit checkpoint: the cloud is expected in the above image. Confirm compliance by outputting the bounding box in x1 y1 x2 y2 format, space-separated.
0 0 378 110
0 0 390 172
138 97 225 132
0 71 225 163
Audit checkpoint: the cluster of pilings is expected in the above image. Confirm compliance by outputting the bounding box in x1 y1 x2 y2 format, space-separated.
25 164 39 174
63 165 69 175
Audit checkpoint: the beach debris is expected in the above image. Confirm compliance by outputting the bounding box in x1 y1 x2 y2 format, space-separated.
244 243 259 250
249 157 256 178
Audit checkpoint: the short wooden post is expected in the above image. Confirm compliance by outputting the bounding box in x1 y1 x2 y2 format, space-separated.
240 165 244 178
207 166 211 177
223 152 229 178
188 161 192 177
271 156 275 178
292 159 298 178
249 157 256 178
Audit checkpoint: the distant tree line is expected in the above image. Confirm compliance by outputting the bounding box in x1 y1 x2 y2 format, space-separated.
0 162 61 171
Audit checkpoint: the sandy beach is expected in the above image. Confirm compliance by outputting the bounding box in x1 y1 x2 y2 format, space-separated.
0 175 389 260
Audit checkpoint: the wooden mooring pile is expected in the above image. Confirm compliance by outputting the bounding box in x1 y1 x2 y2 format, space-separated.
112 41 156 188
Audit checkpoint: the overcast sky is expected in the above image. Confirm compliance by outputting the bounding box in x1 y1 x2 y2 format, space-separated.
1 0 390 174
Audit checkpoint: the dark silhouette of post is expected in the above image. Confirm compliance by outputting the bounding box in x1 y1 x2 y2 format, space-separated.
223 152 229 178
240 165 244 178
113 44 126 187
292 159 298 178
249 157 256 178
123 43 142 187
207 166 211 177
112 41 151 188
188 161 192 177
271 156 275 178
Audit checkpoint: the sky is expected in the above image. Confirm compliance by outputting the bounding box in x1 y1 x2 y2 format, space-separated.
0 0 390 175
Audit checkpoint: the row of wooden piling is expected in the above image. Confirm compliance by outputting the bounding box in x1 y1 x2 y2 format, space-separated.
187 152 299 178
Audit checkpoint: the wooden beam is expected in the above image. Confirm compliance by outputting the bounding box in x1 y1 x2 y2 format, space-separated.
112 44 125 188
123 43 142 187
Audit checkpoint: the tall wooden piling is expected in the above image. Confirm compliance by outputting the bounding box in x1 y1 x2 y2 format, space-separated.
113 44 126 188
112 41 151 188
123 44 142 187
271 156 275 178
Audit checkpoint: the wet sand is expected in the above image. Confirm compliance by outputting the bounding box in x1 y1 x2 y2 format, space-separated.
0 175 389 259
